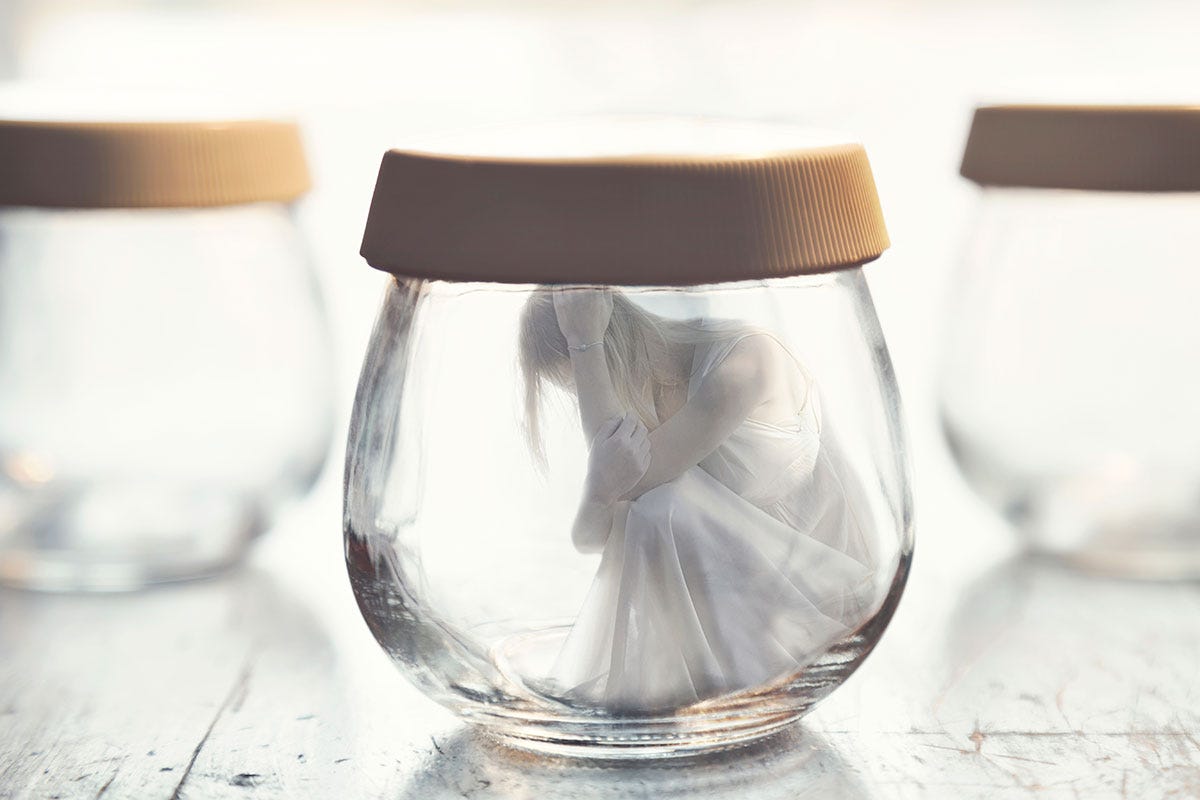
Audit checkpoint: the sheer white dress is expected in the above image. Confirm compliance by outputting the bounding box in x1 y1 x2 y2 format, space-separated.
549 327 879 712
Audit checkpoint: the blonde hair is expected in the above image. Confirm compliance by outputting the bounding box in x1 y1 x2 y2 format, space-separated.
518 289 711 466
518 288 816 467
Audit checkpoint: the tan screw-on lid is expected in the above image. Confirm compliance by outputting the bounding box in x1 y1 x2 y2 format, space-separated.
961 105 1200 192
360 120 889 286
0 119 311 208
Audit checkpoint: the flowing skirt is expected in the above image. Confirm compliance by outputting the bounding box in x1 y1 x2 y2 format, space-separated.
548 466 876 713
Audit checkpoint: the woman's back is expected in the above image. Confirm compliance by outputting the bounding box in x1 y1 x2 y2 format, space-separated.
688 326 874 568
687 326 822 502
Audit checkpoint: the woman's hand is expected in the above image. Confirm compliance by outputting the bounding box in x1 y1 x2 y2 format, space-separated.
553 288 613 347
584 413 651 505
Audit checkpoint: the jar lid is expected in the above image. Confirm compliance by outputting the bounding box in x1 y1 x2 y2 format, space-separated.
359 120 889 285
961 105 1200 192
0 118 311 208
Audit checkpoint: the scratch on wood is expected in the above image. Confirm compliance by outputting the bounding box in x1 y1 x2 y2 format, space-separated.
229 773 263 787
229 664 252 715
986 753 1057 766
93 762 120 800
918 743 974 755
169 658 256 800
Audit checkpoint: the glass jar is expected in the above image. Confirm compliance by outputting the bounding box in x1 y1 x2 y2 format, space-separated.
942 105 1200 577
0 117 334 591
345 119 913 758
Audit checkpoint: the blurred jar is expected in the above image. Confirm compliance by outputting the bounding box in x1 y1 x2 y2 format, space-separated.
345 119 913 758
0 117 334 591
942 105 1200 577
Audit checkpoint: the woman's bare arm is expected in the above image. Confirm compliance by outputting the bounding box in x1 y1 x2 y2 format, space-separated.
622 336 771 498
571 497 617 553
569 412 651 553
567 346 627 440
567 334 774 500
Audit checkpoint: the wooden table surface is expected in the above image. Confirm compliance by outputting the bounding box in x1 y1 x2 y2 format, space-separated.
2 442 1198 800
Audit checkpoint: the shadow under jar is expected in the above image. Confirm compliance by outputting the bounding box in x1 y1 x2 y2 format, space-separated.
0 118 334 591
942 105 1200 578
345 119 913 758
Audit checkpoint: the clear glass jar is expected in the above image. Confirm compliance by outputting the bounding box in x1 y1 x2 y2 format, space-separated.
345 120 913 757
0 118 333 590
942 105 1200 577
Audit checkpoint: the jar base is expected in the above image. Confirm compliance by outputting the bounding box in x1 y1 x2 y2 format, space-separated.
944 421 1200 579
1015 489 1200 580
472 709 804 761
1033 544 1200 581
0 481 263 591
473 624 864 761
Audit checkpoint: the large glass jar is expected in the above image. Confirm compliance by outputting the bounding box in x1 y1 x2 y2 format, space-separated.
0 117 334 591
345 120 913 757
942 105 1200 577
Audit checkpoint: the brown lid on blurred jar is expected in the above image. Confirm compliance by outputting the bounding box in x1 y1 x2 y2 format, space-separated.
0 119 311 208
961 105 1200 192
360 121 890 286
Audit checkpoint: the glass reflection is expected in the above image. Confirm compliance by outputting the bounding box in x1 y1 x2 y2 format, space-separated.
396 726 874 800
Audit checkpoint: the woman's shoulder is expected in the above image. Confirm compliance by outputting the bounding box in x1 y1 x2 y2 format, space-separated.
722 329 779 363
710 328 816 399
702 331 779 394
714 326 791 367
687 319 786 372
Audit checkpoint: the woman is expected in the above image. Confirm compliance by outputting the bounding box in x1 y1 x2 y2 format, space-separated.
519 287 878 712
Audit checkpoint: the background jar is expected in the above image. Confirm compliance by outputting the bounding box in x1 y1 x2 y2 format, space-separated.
0 118 334 591
941 105 1200 577
345 120 914 758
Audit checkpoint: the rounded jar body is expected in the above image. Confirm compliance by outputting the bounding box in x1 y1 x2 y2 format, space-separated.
0 203 334 590
941 187 1200 576
346 270 912 757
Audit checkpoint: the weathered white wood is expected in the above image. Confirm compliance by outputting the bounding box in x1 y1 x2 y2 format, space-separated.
3 470 1198 800
0 565 349 800
0 414 1194 800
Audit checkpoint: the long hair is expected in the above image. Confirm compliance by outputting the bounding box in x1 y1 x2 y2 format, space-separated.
518 289 718 467
518 288 817 468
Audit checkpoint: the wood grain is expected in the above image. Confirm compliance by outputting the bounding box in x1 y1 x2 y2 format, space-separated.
2 486 1198 800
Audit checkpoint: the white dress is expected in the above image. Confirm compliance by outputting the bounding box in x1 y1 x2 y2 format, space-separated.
548 328 878 713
